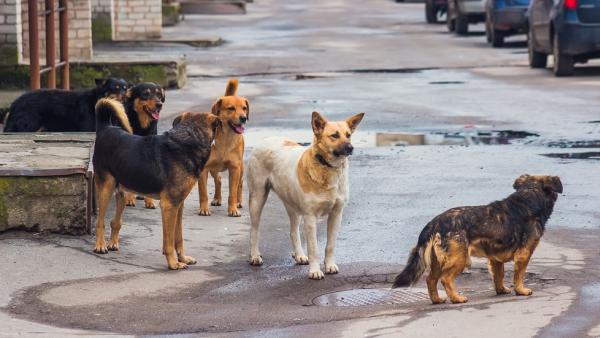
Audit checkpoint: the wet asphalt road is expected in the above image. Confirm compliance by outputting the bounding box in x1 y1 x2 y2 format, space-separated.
2 0 600 336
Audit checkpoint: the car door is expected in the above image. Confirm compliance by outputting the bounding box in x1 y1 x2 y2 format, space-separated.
530 0 553 52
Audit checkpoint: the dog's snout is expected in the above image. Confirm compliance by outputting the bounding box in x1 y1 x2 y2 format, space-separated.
239 115 248 124
344 143 354 155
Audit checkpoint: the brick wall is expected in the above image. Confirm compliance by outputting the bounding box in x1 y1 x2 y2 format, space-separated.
21 0 93 62
91 0 113 41
114 0 161 40
0 0 23 64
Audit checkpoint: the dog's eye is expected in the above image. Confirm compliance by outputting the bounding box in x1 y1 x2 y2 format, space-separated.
243 106 247 111
227 106 235 111
346 133 351 138
330 133 340 139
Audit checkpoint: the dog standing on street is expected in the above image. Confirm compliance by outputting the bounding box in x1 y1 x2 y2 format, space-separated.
198 79 249 217
92 98 219 270
392 174 562 304
246 111 364 279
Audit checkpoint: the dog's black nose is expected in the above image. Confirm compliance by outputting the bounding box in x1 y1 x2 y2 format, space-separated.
239 115 247 124
156 102 163 109
344 143 354 155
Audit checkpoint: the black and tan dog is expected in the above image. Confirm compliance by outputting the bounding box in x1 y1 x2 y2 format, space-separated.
198 79 249 217
116 82 166 209
393 174 562 304
4 78 129 132
92 98 219 270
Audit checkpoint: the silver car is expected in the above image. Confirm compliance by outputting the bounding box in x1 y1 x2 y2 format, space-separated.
447 0 487 35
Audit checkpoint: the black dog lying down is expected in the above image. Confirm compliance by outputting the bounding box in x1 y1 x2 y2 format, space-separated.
393 174 562 304
92 98 219 269
3 78 129 132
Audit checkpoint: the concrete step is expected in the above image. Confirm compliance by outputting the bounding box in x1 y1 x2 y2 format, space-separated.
180 0 246 15
0 133 96 235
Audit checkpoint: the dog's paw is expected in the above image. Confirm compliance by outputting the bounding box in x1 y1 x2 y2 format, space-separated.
198 208 211 216
292 253 309 265
249 255 263 266
431 297 447 305
325 263 339 274
211 199 222 206
515 287 533 296
309 270 325 280
228 208 241 217
450 295 468 303
106 241 119 251
178 255 197 265
125 196 136 207
496 286 512 295
93 244 108 254
144 199 156 209
168 262 189 270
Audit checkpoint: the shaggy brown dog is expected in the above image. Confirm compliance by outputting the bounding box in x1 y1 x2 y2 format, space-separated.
393 174 562 304
92 99 219 270
198 79 249 217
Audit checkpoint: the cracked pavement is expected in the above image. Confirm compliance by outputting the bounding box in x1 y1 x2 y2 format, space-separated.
1 0 600 336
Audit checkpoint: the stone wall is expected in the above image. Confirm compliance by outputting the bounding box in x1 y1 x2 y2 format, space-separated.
0 0 23 64
91 0 113 41
113 0 161 40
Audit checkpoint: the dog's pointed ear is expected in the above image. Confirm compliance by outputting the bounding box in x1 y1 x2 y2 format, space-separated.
311 111 327 137
513 174 531 190
95 78 107 88
245 99 250 120
211 99 222 116
173 112 191 127
346 112 365 133
544 176 563 194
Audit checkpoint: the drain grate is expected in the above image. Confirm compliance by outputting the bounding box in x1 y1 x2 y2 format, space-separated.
313 288 430 307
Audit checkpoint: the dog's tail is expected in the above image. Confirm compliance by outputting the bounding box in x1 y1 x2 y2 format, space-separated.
392 228 442 288
225 79 238 96
95 98 132 134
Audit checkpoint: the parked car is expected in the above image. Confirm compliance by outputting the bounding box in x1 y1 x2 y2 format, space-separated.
485 0 530 47
447 0 486 34
425 0 448 23
528 0 600 76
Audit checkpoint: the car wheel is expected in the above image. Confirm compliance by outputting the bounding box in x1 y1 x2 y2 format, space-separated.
528 29 547 68
455 14 469 35
447 17 456 31
553 34 574 76
485 17 492 43
426 1 438 23
491 29 504 47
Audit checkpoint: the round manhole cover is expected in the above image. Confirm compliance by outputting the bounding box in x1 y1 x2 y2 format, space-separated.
313 288 430 307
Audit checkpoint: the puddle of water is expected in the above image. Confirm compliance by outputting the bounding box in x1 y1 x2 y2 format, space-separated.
542 152 600 160
375 130 538 147
545 140 600 148
538 283 600 338
244 129 538 148
428 81 465 85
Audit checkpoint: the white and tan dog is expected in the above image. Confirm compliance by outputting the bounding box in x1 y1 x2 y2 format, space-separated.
247 111 364 279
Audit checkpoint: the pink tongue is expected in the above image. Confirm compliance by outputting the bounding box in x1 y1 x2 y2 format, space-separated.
234 125 245 134
151 112 160 120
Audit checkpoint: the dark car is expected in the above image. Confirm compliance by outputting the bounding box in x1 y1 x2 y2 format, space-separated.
528 0 600 76
485 0 530 47
425 0 448 23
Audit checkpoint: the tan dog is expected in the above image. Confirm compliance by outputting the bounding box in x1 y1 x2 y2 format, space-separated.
247 111 364 279
198 79 249 217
